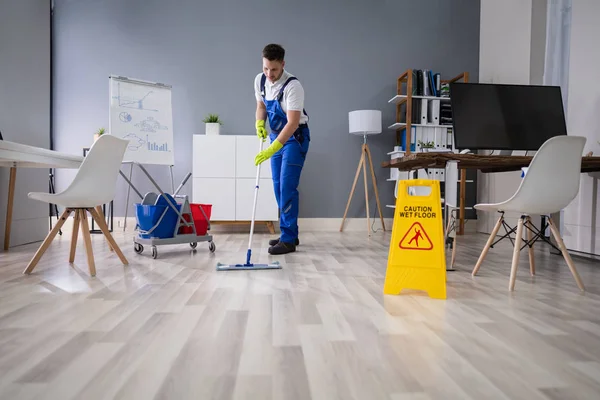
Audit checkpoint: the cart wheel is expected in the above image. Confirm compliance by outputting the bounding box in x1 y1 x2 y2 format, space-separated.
134 243 144 254
151 246 158 259
190 242 198 249
209 241 216 253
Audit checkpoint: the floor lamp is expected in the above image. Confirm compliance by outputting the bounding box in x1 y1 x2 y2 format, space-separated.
340 110 386 235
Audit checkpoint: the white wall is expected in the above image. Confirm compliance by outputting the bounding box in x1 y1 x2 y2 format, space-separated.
562 0 600 256
477 0 547 233
0 0 51 247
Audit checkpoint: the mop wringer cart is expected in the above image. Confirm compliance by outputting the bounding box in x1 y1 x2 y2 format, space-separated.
119 164 215 259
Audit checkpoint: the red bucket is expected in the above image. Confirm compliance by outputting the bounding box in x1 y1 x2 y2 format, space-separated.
178 213 194 235
190 204 212 235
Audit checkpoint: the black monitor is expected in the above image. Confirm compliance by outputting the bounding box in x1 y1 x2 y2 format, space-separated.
449 82 567 151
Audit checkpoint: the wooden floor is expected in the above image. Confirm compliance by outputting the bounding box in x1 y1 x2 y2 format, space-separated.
1 229 600 400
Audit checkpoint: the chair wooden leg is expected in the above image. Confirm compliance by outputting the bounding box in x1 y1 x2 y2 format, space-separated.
509 217 525 291
24 208 73 274
69 210 81 263
472 214 504 276
89 208 129 266
548 217 585 292
95 206 113 252
79 209 96 277
526 216 535 276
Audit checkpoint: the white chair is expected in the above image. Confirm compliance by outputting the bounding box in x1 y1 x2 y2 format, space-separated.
471 135 586 291
24 135 129 276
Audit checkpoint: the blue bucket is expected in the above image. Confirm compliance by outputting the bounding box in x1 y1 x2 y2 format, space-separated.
135 194 181 239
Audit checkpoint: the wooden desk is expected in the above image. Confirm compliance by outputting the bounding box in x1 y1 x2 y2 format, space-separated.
1 140 84 250
382 152 600 234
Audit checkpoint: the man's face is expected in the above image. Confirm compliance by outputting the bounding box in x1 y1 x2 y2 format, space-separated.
263 58 284 83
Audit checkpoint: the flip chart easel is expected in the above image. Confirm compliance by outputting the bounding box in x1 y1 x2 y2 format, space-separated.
108 75 175 230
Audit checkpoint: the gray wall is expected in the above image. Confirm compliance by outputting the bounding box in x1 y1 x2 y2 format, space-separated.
53 0 481 219
0 0 51 247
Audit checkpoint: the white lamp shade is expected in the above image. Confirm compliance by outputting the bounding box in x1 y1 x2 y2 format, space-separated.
349 110 382 135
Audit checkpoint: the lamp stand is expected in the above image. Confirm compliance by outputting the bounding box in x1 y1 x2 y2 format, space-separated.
340 134 386 235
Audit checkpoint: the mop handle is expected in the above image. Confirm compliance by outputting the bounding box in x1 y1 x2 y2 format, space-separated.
247 138 264 250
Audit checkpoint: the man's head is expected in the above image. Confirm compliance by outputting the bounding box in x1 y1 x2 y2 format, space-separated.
262 43 285 83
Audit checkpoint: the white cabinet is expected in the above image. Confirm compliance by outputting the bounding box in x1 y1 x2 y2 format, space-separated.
193 178 235 221
236 178 278 221
235 135 272 179
193 135 236 178
192 135 278 222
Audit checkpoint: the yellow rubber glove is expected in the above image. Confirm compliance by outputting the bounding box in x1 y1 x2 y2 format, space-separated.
255 120 267 141
255 140 283 165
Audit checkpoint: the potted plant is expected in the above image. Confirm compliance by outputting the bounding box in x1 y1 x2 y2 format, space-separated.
203 114 223 136
93 127 105 142
418 140 435 152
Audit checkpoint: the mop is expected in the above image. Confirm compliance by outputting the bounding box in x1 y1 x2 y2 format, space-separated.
216 137 281 271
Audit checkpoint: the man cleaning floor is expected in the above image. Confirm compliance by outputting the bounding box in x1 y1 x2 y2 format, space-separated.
253 43 310 255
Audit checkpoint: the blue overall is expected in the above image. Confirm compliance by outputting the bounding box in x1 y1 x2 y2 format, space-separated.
260 74 310 244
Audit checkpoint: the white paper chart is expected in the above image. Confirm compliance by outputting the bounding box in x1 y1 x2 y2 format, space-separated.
109 75 174 165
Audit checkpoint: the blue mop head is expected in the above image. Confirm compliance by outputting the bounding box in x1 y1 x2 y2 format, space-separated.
216 249 281 271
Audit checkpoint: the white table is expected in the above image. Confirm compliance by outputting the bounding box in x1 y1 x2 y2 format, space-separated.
0 140 83 250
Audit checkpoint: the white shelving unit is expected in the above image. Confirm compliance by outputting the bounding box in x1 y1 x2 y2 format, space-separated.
386 69 474 235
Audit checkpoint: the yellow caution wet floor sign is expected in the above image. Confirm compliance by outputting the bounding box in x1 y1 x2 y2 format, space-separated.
384 179 446 299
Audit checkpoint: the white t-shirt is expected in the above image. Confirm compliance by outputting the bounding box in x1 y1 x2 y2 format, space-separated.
254 70 309 125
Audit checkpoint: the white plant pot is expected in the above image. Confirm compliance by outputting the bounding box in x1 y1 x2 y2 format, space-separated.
205 123 221 136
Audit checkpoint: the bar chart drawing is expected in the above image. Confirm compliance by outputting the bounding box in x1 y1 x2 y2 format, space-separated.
147 135 169 152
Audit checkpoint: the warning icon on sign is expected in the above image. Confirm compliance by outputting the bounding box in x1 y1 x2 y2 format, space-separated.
399 222 433 250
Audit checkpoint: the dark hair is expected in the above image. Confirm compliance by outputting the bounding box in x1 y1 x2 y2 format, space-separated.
262 44 285 61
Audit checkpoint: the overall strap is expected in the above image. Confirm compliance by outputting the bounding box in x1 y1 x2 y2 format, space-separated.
277 77 298 101
278 77 309 117
260 74 267 98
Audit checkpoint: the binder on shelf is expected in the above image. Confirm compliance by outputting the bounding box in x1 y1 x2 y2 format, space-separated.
422 69 431 96
428 98 440 124
420 99 428 124
400 126 417 152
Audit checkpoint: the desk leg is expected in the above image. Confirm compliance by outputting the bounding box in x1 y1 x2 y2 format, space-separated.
459 169 466 235
4 167 16 251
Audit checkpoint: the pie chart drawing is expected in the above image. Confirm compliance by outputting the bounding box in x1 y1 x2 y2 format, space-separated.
119 112 132 123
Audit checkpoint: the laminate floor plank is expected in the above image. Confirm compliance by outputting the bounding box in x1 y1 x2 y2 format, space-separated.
0 230 598 399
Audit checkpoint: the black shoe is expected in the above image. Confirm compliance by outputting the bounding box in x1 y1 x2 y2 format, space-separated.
269 237 300 246
268 241 296 255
